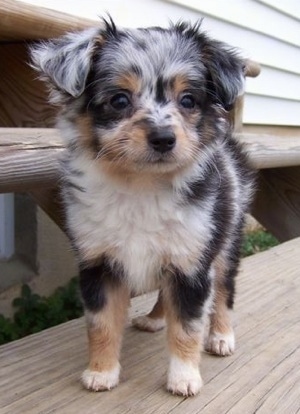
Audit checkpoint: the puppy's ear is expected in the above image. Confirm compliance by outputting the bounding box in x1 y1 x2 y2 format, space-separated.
30 28 102 99
202 39 245 110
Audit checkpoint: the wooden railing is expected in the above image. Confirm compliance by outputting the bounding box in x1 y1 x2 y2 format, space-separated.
1 129 300 194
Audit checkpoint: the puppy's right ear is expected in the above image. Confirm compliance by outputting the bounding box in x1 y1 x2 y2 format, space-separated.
30 27 102 99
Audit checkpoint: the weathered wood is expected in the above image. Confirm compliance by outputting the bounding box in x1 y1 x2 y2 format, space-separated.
1 128 300 193
0 128 63 192
0 0 96 41
252 166 300 242
0 238 299 413
241 133 300 169
0 43 57 127
30 187 65 232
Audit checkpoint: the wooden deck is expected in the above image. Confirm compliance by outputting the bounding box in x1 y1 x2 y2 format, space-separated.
0 238 300 414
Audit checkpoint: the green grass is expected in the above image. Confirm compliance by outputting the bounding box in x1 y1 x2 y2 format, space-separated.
0 230 279 345
0 278 83 345
241 230 279 257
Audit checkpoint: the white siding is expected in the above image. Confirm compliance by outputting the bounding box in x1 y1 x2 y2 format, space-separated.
256 0 300 20
168 0 300 46
22 0 300 126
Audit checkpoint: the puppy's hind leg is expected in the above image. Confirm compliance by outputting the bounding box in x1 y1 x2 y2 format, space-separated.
132 290 166 332
205 256 238 357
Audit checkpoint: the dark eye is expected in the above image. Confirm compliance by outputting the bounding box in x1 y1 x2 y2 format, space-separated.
110 93 131 110
180 94 196 109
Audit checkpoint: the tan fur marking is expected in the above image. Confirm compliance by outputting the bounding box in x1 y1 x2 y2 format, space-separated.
76 114 96 152
209 259 233 335
94 35 106 48
99 112 148 166
172 75 189 97
116 73 142 95
163 284 202 365
86 284 130 373
168 322 202 363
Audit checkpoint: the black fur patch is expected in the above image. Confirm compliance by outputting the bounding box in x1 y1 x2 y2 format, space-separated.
155 76 167 104
79 257 123 312
64 180 85 193
171 266 212 322
224 217 245 309
130 64 142 76
182 169 216 204
134 39 148 51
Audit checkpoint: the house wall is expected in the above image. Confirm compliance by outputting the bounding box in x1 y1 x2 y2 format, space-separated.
22 0 300 125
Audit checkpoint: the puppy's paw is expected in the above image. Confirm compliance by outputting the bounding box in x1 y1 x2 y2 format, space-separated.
205 331 235 356
132 315 166 332
81 365 120 391
167 356 203 396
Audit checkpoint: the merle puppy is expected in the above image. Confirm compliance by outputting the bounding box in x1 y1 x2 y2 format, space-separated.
31 19 254 396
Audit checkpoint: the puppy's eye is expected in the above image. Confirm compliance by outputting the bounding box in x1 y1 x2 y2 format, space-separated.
179 94 196 109
110 93 131 110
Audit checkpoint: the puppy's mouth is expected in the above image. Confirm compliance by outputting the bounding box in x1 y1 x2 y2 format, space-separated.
146 153 176 166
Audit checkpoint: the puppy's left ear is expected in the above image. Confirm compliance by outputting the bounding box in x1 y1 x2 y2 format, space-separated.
202 39 245 111
30 27 102 99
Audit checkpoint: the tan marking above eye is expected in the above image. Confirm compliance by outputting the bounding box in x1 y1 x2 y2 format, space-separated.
172 75 190 97
116 73 142 95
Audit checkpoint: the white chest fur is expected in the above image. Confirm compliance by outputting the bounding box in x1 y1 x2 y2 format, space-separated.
65 160 213 293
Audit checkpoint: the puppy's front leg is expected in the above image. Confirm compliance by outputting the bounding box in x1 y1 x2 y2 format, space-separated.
163 267 212 396
79 262 129 391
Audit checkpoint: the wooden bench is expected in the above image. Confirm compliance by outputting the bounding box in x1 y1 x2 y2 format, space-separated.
1 1 300 413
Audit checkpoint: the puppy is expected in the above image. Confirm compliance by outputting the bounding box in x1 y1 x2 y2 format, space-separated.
31 19 255 396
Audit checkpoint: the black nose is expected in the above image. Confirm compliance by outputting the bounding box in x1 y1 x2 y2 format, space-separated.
148 130 176 153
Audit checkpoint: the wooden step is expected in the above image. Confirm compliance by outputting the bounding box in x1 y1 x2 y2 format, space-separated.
0 0 95 41
1 128 300 193
0 238 300 414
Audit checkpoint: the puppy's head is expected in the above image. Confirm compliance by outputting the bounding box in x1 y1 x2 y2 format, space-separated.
31 19 245 175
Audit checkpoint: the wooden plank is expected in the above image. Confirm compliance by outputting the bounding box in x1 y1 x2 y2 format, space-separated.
240 133 300 169
0 0 96 41
252 166 300 242
0 238 299 413
0 43 57 127
1 128 300 193
0 128 63 192
30 187 65 232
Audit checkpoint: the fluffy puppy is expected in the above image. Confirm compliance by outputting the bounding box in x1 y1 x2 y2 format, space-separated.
31 19 255 396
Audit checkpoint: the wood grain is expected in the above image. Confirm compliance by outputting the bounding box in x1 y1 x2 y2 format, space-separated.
0 43 57 127
0 238 299 413
240 133 300 169
0 0 96 41
0 128 63 192
252 166 300 241
1 128 300 193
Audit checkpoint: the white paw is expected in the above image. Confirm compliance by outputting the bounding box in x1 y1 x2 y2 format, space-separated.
81 365 120 391
205 331 235 356
132 315 166 332
167 356 203 396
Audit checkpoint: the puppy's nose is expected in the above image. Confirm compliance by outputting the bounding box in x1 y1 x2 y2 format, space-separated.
148 130 176 153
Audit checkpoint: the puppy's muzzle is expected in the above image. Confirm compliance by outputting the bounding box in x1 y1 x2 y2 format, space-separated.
147 128 176 154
